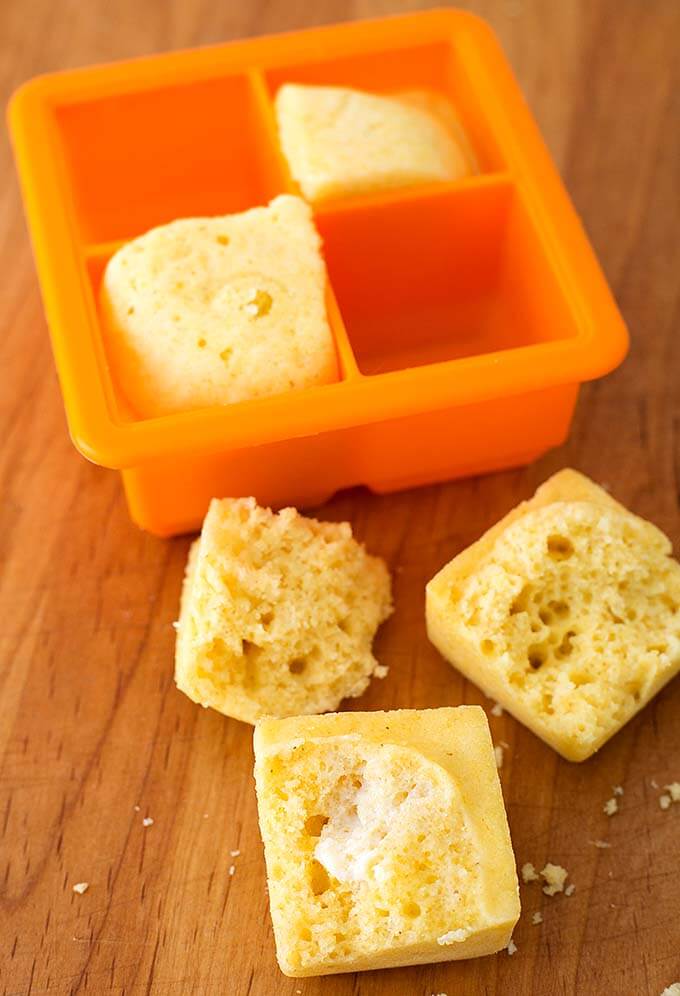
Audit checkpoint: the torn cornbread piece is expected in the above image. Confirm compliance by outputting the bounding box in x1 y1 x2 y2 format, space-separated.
175 498 392 724
100 195 337 417
253 707 520 977
274 83 476 204
426 469 680 762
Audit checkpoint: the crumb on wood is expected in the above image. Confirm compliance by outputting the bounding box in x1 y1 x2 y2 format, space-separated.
603 797 618 816
521 862 539 883
72 882 89 895
541 863 568 896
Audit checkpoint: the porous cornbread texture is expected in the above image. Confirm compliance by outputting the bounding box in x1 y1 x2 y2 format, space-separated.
100 195 337 417
275 84 476 203
253 707 519 977
175 498 392 724
426 470 680 761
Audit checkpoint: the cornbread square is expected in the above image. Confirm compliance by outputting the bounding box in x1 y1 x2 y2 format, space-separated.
100 195 337 417
254 706 520 977
275 84 476 203
426 470 680 762
175 497 392 724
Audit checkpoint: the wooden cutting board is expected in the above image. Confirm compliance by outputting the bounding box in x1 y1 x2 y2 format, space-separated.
1 1 679 993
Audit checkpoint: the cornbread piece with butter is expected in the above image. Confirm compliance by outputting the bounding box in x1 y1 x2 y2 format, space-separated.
426 469 680 761
253 707 519 976
100 195 337 417
175 497 392 724
275 83 477 203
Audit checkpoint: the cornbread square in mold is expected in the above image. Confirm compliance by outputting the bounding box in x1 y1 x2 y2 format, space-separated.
100 195 337 417
274 83 476 203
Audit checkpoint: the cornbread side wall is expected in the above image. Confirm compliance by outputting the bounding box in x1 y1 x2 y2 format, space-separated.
100 195 337 417
426 471 680 761
254 708 519 977
175 498 392 724
274 84 473 203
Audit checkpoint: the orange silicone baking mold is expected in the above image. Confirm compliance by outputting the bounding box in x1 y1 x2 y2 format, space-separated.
8 9 628 536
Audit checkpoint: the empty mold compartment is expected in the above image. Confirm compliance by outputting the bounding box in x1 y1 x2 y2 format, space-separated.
57 72 287 243
316 178 574 375
265 39 505 185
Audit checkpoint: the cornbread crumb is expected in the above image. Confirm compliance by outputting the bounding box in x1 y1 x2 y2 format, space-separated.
564 884 576 897
228 864 236 876
666 782 680 802
521 862 539 883
603 797 618 816
438 929 470 945
491 701 504 717
230 849 240 857
275 83 475 203
651 779 659 789
254 707 519 975
659 794 672 810
541 863 568 896
494 745 504 769
613 785 624 796
133 805 140 812
507 938 518 955
142 817 154 827
589 839 611 849
175 497 392 724
72 882 89 895
532 912 543 925
100 195 337 417
426 469 680 762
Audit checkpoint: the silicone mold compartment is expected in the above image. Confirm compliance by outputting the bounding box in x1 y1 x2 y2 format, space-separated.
56 73 287 243
315 178 575 376
8 10 628 535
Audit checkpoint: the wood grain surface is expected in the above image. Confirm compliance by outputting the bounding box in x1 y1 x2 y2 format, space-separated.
1 1 679 994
